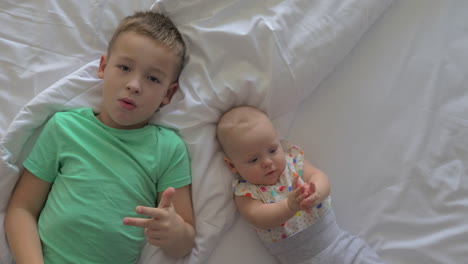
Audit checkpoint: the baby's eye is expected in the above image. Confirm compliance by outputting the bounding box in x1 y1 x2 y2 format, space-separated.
147 76 160 84
248 158 258 163
118 65 130 72
270 148 277 154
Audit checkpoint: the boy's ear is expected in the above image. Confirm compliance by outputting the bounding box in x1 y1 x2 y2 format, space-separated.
223 157 238 174
161 82 178 105
97 55 107 79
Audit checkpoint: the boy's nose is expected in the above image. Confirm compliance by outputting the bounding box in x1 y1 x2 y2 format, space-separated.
127 79 141 94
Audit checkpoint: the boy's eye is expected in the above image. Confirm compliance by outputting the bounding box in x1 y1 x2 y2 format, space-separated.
270 148 277 154
147 76 160 84
118 65 130 72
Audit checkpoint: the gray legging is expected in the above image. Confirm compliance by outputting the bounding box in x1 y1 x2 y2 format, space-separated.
264 209 384 264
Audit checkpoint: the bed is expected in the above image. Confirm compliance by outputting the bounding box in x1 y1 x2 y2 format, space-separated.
1 0 467 263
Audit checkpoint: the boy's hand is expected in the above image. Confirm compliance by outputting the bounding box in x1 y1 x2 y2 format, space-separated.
123 187 185 249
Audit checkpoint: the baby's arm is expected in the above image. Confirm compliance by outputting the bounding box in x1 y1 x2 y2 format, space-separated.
300 160 331 210
123 185 195 258
235 180 306 230
5 169 51 264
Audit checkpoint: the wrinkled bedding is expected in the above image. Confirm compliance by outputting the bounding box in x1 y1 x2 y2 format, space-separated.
5 1 467 264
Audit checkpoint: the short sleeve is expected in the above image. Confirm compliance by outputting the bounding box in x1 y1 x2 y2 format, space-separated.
233 180 262 200
23 116 60 183
285 144 305 178
156 130 192 192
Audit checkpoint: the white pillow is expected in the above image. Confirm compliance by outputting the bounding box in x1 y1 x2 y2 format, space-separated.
153 0 393 137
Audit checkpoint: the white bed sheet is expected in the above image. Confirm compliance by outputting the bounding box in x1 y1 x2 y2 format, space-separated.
207 0 468 263
1 0 467 264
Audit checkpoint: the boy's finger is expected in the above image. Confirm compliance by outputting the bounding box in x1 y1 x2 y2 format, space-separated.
122 217 150 228
158 187 175 208
132 206 167 220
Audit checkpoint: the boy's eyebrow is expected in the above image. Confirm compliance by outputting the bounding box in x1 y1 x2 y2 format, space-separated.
147 66 167 78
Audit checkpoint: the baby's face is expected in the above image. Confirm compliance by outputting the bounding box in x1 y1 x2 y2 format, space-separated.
225 118 286 185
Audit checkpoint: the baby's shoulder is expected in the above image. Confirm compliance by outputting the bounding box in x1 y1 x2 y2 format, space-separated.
282 142 305 161
233 179 260 197
282 141 304 154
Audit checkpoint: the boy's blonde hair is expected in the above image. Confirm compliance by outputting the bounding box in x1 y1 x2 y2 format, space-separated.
108 11 186 77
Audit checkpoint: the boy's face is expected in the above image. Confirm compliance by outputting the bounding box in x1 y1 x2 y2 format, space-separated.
224 118 286 185
97 31 180 129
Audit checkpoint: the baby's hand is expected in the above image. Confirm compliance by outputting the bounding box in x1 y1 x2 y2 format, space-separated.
300 182 321 213
123 187 184 249
287 175 308 212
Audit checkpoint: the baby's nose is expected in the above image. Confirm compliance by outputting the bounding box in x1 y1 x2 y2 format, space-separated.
262 158 273 168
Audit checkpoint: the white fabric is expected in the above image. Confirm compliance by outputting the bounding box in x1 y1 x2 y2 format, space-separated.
208 1 468 263
288 1 468 263
8 0 468 264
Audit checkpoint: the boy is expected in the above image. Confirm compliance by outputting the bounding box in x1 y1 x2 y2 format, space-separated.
5 11 194 263
216 106 383 264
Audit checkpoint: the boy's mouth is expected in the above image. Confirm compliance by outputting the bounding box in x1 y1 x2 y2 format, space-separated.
119 98 136 110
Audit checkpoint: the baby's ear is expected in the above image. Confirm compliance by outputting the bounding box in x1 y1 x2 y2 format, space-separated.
223 157 237 174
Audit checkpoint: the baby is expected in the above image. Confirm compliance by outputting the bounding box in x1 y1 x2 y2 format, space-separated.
216 106 383 264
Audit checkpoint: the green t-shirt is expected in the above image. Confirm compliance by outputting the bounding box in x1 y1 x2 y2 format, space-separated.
23 108 191 264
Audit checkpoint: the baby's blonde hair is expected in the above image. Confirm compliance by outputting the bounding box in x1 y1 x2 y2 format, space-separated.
107 11 186 77
217 106 269 155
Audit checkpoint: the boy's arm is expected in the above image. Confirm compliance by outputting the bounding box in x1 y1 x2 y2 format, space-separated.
123 185 195 258
300 160 331 209
158 185 195 257
5 169 51 264
234 182 306 230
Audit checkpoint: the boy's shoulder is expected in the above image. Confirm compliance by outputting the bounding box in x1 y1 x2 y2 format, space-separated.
150 124 180 137
46 108 91 125
149 124 186 145
52 107 91 119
